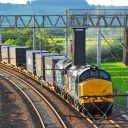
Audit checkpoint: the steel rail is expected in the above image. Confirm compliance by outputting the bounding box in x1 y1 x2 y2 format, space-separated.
0 73 45 128
0 68 68 128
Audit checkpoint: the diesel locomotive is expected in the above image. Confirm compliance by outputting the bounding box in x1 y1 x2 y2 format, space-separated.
55 58 113 115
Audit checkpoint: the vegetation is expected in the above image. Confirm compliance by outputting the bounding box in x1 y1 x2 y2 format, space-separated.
102 62 128 106
2 28 64 54
86 38 123 63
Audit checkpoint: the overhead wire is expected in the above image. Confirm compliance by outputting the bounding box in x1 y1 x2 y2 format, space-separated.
100 32 128 106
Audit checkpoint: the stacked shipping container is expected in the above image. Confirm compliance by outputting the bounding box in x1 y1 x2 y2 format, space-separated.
45 55 65 85
9 46 30 67
26 50 48 74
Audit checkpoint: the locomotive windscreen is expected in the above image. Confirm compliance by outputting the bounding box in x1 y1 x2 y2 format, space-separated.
79 69 111 83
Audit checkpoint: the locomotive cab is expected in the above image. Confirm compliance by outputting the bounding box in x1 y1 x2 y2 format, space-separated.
67 65 113 115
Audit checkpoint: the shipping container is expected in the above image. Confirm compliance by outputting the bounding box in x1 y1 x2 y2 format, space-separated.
10 46 30 67
45 55 65 85
0 44 9 62
26 50 48 74
1 45 10 63
35 53 59 80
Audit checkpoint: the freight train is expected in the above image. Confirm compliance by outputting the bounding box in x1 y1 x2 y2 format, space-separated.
0 44 113 116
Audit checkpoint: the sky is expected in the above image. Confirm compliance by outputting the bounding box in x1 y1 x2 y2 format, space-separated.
0 0 28 4
0 0 127 6
86 0 128 6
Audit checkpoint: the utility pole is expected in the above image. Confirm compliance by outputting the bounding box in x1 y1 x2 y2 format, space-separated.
65 10 68 57
0 30 2 44
40 42 43 87
97 6 101 68
0 16 2 44
33 13 36 50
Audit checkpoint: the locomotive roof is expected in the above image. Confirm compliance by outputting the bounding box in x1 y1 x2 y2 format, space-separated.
68 65 97 77
46 55 65 60
55 58 72 69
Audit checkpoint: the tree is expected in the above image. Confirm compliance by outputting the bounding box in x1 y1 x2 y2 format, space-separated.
2 28 65 54
5 39 16 45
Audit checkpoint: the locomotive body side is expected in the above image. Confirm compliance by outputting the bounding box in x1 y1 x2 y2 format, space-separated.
54 58 72 96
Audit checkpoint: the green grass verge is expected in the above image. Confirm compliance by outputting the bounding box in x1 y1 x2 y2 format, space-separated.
101 62 128 106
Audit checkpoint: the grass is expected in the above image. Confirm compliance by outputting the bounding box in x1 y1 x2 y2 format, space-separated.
48 37 65 43
101 62 128 106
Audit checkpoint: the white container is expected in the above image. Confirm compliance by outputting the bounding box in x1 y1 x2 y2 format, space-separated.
10 46 29 66
35 53 59 80
45 55 65 85
1 45 10 63
26 50 48 74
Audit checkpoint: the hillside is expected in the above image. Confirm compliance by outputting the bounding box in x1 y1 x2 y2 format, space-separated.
31 0 88 6
0 0 89 15
0 1 127 15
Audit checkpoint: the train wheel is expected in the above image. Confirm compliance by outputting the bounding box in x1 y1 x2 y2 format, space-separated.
63 94 67 99
74 102 77 108
82 108 87 115
74 101 79 108
106 108 112 116
77 104 82 112
67 96 71 103
54 86 58 93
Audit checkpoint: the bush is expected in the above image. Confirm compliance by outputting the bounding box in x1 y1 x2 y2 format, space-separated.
86 39 123 63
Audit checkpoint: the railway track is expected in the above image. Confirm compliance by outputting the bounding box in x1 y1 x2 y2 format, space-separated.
0 70 67 128
95 117 128 128
89 108 128 128
1 63 128 128
0 76 39 128
0 63 95 128
0 74 45 128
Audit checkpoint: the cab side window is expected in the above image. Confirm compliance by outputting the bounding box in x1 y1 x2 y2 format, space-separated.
100 71 110 81
79 71 90 83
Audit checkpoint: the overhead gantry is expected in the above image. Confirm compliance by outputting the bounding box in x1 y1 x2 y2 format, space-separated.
0 9 128 65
